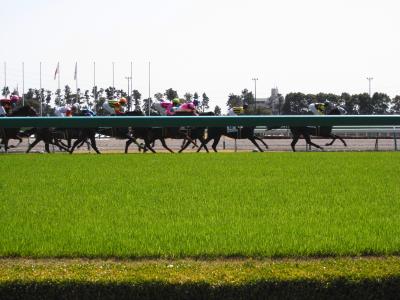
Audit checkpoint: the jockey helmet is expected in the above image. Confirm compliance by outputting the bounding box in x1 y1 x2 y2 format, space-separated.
172 98 180 105
119 97 127 105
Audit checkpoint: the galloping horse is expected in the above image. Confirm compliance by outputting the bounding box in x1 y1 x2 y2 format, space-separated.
198 126 269 152
0 105 37 152
126 111 210 153
96 110 147 154
290 107 347 152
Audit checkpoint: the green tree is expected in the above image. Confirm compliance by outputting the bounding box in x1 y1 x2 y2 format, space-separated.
214 105 222 116
390 95 400 114
165 88 178 101
154 92 164 101
340 92 358 114
282 92 308 114
54 88 63 106
184 92 193 102
64 85 73 104
105 87 116 100
1 86 10 98
142 98 153 115
133 90 142 111
371 92 391 114
226 93 242 108
241 89 254 105
357 93 373 114
201 93 210 112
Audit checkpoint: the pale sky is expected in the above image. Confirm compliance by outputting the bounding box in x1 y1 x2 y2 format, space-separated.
1 0 399 109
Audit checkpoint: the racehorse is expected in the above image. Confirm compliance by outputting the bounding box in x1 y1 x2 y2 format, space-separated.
289 107 347 152
96 110 147 154
26 114 99 154
198 126 269 152
0 105 38 152
126 111 210 153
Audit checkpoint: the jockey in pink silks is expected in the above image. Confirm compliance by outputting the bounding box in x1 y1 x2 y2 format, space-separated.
160 98 181 115
177 102 198 115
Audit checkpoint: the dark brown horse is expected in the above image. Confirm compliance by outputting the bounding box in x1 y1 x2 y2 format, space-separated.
198 126 269 152
290 107 347 152
126 111 210 153
0 106 38 152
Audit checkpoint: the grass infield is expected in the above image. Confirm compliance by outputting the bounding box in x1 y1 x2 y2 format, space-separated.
0 152 399 258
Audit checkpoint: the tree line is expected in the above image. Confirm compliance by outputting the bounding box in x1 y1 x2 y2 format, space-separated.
282 92 400 115
1 86 222 116
3 85 400 115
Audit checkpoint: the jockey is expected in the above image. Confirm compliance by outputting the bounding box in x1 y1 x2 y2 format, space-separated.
227 103 248 116
80 106 96 116
55 104 76 117
0 104 6 116
161 98 181 115
177 102 198 115
227 103 247 133
308 102 327 115
102 97 128 115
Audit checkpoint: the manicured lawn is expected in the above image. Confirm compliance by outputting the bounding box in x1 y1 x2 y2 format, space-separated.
1 153 399 258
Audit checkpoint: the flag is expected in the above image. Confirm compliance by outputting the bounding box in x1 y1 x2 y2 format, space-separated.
54 62 59 80
74 62 77 80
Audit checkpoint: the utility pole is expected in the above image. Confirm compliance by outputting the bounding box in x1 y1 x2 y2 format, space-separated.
125 76 132 111
22 62 25 106
4 62 6 90
112 62 115 88
252 78 258 111
148 61 151 116
367 77 373 97
40 62 42 116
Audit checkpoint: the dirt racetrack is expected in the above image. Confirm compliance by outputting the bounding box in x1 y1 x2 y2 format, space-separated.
2 135 398 153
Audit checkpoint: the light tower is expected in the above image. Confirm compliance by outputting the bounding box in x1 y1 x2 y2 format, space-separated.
366 77 373 97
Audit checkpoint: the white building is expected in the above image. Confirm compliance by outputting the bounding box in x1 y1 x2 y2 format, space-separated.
252 88 284 114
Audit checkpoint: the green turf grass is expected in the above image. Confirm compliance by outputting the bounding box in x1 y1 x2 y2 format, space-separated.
1 153 399 258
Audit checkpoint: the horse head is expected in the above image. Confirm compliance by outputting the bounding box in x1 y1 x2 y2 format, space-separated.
11 105 38 117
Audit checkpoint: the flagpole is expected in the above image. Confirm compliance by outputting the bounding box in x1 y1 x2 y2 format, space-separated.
93 61 96 87
148 61 151 116
22 62 25 106
75 62 78 93
40 62 42 116
4 62 6 90
130 61 133 93
58 62 60 90
112 62 115 88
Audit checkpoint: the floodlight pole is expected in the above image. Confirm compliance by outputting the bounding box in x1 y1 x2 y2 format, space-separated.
252 78 258 111
367 77 373 97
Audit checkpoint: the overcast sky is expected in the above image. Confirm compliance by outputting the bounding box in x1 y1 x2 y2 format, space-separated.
1 0 399 109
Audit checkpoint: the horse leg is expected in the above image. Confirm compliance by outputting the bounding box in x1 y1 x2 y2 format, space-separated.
254 136 268 150
211 136 221 152
89 136 101 154
144 138 156 153
125 138 142 154
69 139 82 154
304 134 323 151
291 134 300 152
197 137 209 153
8 137 23 149
249 138 264 152
4 139 9 153
26 138 41 153
160 138 174 153
325 136 336 146
327 134 347 147
178 139 192 153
